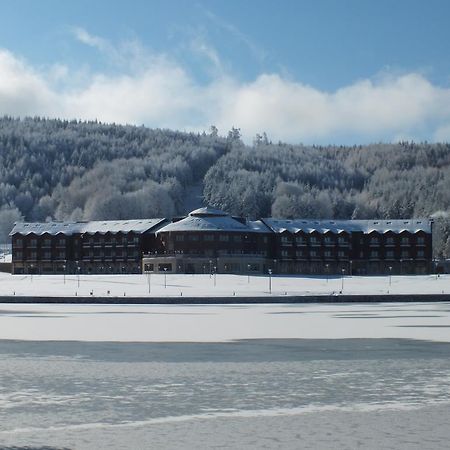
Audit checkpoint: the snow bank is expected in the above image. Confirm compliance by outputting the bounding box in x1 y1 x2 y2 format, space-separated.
0 272 448 298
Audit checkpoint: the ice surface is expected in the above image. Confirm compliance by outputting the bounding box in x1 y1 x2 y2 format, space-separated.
0 301 449 342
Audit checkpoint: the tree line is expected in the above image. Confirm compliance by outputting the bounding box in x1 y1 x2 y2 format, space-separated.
1 117 450 257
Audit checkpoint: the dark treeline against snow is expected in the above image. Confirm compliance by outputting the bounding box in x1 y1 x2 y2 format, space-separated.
1 117 450 256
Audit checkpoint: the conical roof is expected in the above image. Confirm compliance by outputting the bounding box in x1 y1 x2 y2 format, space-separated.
189 207 228 217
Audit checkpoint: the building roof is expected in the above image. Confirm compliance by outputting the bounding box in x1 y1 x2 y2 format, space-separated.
262 218 432 234
157 215 251 233
247 220 273 233
189 207 228 217
10 218 166 236
157 208 271 234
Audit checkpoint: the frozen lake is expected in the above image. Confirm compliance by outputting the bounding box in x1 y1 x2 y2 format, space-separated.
1 303 450 449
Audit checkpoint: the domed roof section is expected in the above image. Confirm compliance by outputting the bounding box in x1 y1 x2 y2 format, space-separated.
189 206 228 217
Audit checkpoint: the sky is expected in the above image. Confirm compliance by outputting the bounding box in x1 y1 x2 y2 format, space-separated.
0 0 450 144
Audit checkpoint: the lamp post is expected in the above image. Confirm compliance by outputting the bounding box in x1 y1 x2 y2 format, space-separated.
350 260 353 276
76 261 80 288
435 260 439 280
63 263 66 284
247 264 251 283
164 267 167 288
341 268 345 292
400 259 403 275
325 263 329 283
389 266 392 286
268 268 272 294
209 260 212 278
147 271 151 293
30 264 34 282
213 266 217 287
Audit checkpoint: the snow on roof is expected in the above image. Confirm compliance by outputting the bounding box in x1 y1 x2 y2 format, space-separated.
157 214 256 233
262 218 432 234
10 218 166 236
247 220 273 233
189 207 228 217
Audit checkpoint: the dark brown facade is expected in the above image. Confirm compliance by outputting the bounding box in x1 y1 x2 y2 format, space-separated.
10 210 433 276
10 219 165 274
268 228 431 275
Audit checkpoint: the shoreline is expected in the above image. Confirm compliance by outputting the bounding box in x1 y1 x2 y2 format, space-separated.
1 293 450 304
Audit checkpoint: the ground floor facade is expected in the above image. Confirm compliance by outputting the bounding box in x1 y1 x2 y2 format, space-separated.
142 255 431 276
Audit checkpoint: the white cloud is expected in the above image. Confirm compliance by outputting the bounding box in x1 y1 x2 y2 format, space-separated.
72 27 109 51
0 34 450 144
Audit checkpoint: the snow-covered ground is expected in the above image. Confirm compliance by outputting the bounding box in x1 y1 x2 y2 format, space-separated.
0 272 448 298
1 273 449 343
0 253 11 263
0 302 449 342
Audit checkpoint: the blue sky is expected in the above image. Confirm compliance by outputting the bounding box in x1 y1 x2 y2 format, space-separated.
0 0 449 144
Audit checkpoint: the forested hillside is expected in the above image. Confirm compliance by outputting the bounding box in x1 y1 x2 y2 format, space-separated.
1 117 450 256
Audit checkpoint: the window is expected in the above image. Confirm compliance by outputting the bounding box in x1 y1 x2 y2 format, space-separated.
310 237 319 245
43 238 51 247
219 234 229 242
401 250 409 258
417 237 425 245
386 237 394 245
30 251 37 260
58 238 65 246
15 251 23 259
296 236 305 245
370 237 379 245
189 234 199 241
325 250 332 257
401 237 409 245
310 250 317 257
44 251 51 260
30 239 37 247
370 250 379 258
175 235 184 242
281 250 289 257
15 238 23 247
338 236 348 245
158 263 172 272
233 235 242 242
296 250 303 257
417 250 424 258
144 263 154 272
386 250 394 259
263 236 268 243
324 236 334 244
204 234 214 241
338 250 346 258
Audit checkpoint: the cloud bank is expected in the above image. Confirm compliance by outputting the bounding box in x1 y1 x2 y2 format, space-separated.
0 30 449 144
